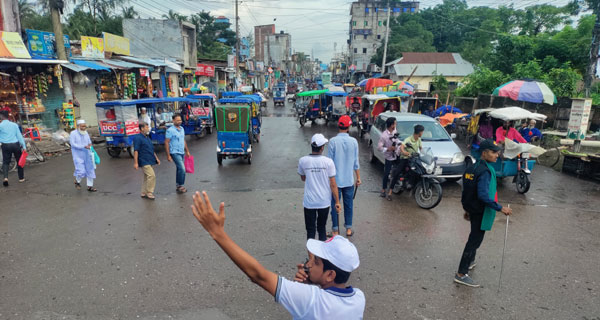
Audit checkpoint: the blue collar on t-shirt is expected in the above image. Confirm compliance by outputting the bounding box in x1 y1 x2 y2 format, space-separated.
324 286 355 297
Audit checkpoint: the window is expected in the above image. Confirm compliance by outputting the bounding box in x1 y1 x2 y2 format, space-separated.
377 34 381 40
393 8 400 13
354 48 357 54
382 8 388 12
362 48 367 54
375 8 378 12
364 34 368 40
403 7 408 12
352 21 356 26
365 7 369 13
411 7 415 12
364 21 368 26
378 21 382 26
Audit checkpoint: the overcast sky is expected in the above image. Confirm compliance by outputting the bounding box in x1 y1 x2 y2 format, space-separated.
126 0 575 63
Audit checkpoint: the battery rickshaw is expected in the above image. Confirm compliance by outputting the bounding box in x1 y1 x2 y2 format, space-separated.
324 91 348 123
467 106 547 194
296 89 329 127
187 93 217 135
216 98 254 165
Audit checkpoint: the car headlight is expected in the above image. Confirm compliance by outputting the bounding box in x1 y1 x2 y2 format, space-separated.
452 152 465 164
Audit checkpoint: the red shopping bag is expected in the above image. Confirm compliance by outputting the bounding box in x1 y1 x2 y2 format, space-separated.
18 150 28 168
184 155 195 174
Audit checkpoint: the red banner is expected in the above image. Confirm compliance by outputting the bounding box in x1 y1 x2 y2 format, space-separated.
125 120 140 135
195 63 215 77
100 121 124 135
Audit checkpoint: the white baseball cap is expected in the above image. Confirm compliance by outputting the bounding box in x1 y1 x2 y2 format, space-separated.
311 133 328 147
306 236 360 272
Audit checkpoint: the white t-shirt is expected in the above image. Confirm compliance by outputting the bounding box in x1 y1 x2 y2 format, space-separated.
275 276 365 320
298 155 336 209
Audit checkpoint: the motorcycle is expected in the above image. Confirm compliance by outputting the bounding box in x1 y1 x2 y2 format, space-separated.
392 146 443 209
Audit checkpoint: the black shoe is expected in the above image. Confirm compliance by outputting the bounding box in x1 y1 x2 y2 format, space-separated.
3 180 8 187
454 274 480 287
379 191 386 198
468 261 477 270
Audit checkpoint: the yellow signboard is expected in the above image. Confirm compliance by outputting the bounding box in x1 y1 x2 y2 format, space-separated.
0 32 31 59
103 32 130 56
81 36 104 58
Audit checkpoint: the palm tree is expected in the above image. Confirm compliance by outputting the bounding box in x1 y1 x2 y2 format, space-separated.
121 6 138 19
162 9 187 22
18 0 36 22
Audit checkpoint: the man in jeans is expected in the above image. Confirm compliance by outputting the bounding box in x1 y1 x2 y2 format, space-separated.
328 115 361 237
377 117 402 201
298 134 341 241
0 111 26 186
134 123 160 200
165 114 191 194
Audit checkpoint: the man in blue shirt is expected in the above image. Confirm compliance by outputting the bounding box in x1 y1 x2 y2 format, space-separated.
519 119 543 143
0 111 26 186
328 115 361 237
134 122 160 200
165 114 190 193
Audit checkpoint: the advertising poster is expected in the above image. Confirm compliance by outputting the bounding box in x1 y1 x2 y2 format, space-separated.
81 36 105 58
103 32 130 55
26 29 71 59
99 121 124 135
0 31 32 59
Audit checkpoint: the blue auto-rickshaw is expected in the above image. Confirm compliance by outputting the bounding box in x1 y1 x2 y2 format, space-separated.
295 89 329 127
240 95 263 143
216 98 254 165
186 93 217 135
273 84 286 107
222 91 242 98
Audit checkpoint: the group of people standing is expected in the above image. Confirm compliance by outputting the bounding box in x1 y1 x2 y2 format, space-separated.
297 115 361 241
68 113 191 197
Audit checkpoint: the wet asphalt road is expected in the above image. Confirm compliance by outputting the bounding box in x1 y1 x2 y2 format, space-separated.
1 100 600 320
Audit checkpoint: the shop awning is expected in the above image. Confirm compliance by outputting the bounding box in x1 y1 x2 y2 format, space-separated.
71 59 111 71
61 63 91 72
102 59 151 70
118 56 182 73
0 58 69 64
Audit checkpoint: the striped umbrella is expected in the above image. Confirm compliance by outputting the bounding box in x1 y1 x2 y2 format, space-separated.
492 80 557 105
392 81 414 92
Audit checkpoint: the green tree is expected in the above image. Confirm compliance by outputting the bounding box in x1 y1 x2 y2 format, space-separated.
543 65 582 98
455 65 508 97
517 4 574 36
162 9 188 22
511 59 544 80
371 18 435 66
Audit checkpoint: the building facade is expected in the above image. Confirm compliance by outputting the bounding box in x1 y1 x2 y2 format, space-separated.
264 31 291 71
254 24 275 63
0 0 21 33
348 0 419 72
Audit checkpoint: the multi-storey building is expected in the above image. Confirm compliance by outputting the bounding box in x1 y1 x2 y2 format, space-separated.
348 0 419 73
264 31 291 71
254 24 275 64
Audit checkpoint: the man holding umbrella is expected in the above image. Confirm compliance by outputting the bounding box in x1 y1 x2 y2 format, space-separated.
328 115 361 237
455 139 512 287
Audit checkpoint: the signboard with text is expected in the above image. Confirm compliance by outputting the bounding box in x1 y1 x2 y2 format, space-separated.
25 29 70 59
81 36 105 58
99 121 125 135
103 32 130 56
195 63 215 77
567 98 592 140
0 31 31 59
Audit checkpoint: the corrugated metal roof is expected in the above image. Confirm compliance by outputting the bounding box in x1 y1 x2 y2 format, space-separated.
71 59 111 71
102 59 150 69
118 56 168 67
393 53 474 77
398 52 456 64
61 63 91 72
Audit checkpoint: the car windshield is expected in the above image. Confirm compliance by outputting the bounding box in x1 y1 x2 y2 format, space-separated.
396 121 450 141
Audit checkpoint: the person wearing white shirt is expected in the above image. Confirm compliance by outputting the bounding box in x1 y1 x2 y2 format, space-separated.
190 191 365 320
298 133 341 241
139 107 151 128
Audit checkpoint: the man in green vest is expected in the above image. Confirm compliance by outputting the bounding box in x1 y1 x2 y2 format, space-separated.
455 139 512 287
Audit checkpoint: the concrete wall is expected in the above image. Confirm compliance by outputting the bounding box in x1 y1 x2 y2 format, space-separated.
123 19 194 67
0 0 21 33
398 76 463 92
72 77 100 127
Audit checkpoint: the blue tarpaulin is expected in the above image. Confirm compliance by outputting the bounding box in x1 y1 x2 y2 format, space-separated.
71 59 110 71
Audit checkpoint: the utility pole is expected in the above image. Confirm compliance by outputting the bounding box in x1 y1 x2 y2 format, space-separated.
381 0 391 77
584 1 600 97
235 0 240 87
49 0 73 101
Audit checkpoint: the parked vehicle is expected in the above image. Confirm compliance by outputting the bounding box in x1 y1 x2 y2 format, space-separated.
369 112 466 181
273 84 286 107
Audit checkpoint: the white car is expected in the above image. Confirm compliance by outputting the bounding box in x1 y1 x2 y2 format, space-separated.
369 112 466 180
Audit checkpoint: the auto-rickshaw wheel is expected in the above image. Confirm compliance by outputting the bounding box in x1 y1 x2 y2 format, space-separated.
247 154 252 165
217 154 223 165
107 147 121 158
516 171 530 194
195 128 206 139
127 147 134 158
299 117 306 127
206 126 213 134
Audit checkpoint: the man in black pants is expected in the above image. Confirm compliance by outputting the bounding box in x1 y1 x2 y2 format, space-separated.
455 139 512 287
0 111 26 186
298 134 341 241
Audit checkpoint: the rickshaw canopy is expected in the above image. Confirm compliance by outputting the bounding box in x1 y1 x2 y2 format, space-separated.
382 91 410 97
219 97 255 104
363 94 388 102
297 89 329 97
488 107 547 121
325 91 348 97
222 91 242 97
95 97 188 107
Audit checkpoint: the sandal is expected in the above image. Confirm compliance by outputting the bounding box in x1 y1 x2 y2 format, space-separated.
176 186 187 194
346 229 354 237
87 187 98 192
386 194 392 201
326 230 340 238
74 181 81 190
141 193 147 198
146 193 156 200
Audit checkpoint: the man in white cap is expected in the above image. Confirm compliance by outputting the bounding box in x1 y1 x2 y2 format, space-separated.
139 107 151 128
70 120 97 192
190 191 365 319
298 133 341 241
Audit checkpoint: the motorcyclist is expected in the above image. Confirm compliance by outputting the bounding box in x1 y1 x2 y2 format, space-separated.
396 125 425 188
